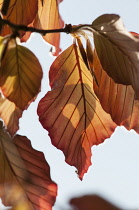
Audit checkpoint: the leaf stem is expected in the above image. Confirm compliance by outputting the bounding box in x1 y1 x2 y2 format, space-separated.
71 24 95 33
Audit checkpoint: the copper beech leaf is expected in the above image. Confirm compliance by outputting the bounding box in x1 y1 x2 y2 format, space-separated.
34 0 64 56
76 38 90 70
75 36 98 85
20 23 33 43
37 44 116 179
93 51 139 133
0 38 43 110
70 194 120 210
0 93 22 137
86 38 94 73
1 0 10 15
0 0 38 36
0 125 57 209
91 14 139 99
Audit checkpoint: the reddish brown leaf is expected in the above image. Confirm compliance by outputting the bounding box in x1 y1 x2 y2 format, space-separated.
1 0 10 15
86 38 94 73
76 37 90 70
91 14 139 99
37 44 116 179
0 93 22 136
76 36 98 86
70 194 120 210
0 125 57 209
20 23 33 43
34 0 64 56
0 38 43 110
93 51 139 133
0 0 38 36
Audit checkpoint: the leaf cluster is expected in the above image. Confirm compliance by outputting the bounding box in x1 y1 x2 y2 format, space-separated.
0 0 139 209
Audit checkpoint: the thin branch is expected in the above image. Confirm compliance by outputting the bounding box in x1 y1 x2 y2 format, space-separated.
0 17 72 35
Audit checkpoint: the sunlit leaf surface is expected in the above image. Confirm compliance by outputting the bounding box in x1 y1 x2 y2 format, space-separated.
34 0 64 56
0 0 38 36
37 44 116 179
93 51 139 133
0 93 22 136
92 14 139 98
0 35 11 59
0 126 57 209
0 38 43 110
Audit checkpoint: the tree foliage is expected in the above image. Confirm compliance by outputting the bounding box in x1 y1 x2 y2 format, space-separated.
0 0 138 209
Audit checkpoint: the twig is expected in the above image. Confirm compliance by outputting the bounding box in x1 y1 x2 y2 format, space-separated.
0 17 72 35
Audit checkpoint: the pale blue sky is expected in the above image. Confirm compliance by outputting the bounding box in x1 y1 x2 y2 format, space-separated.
1 0 139 209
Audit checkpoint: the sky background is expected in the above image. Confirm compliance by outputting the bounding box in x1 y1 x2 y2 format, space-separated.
1 0 139 209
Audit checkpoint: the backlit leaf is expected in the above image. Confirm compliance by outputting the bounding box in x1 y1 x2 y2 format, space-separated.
0 38 43 110
0 0 38 36
91 14 139 99
0 35 10 59
0 125 57 209
0 93 22 137
37 44 116 179
93 51 139 133
34 0 64 56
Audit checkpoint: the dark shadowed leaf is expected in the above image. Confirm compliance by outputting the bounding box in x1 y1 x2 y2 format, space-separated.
70 194 120 210
93 51 139 133
37 44 116 179
0 93 22 137
1 0 11 15
91 14 139 99
0 0 38 36
86 38 94 73
77 37 98 85
34 0 64 56
0 38 43 110
0 124 57 209
76 38 89 69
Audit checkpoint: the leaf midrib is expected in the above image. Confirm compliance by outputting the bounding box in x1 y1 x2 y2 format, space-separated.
74 44 87 129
